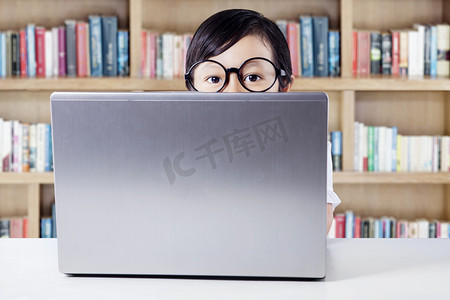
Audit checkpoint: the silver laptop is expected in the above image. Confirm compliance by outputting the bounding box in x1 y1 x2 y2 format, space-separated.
51 91 328 279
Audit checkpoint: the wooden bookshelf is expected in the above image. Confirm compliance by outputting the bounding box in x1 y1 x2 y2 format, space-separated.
0 0 450 237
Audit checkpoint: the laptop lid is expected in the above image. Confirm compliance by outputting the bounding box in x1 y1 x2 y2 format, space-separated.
51 91 328 279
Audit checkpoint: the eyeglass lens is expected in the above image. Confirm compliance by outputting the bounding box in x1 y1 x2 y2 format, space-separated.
188 58 277 92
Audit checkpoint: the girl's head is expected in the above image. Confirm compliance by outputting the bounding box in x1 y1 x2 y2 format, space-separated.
185 9 293 92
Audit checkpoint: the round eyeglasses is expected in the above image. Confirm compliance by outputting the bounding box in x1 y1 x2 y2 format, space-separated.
185 57 287 92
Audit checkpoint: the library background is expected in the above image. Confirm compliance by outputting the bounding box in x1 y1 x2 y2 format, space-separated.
0 0 449 239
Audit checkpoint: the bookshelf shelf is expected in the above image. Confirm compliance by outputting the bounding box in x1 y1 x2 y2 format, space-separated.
0 173 54 184
1 77 449 91
334 172 450 184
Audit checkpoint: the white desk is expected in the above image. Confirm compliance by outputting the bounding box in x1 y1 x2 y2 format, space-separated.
1 239 449 300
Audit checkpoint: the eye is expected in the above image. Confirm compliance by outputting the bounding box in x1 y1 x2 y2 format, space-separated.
206 76 222 84
243 74 262 82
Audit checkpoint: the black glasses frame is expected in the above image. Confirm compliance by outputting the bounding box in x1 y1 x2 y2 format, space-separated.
184 57 287 92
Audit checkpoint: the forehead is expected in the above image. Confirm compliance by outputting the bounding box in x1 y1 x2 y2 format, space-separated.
209 35 274 67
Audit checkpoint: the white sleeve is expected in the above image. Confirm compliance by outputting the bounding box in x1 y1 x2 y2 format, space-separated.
327 141 341 211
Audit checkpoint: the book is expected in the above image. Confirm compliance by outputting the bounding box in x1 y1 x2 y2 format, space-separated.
5 31 11 77
65 20 77 77
52 27 59 77
29 123 37 172
22 123 30 172
117 30 129 76
35 27 46 77
300 15 314 77
334 213 345 238
51 203 57 238
286 22 300 77
345 211 354 238
58 26 66 76
0 33 5 77
412 24 425 76
381 32 392 74
26 24 36 77
11 31 20 76
40 218 52 238
357 31 370 75
328 30 340 76
10 218 23 238
331 131 342 171
391 31 400 75
313 16 329 77
430 25 437 77
141 30 147 77
370 31 382 74
88 15 103 77
2 120 12 171
76 22 88 77
408 29 421 77
44 124 52 172
436 24 450 77
45 30 53 77
102 16 118 76
399 30 409 76
0 219 10 238
424 25 431 76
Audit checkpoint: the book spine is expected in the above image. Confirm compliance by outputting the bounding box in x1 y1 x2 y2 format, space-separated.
424 25 431 76
300 16 314 77
52 203 57 238
331 131 342 171
0 33 5 77
399 31 408 76
430 26 437 77
358 31 370 75
391 31 400 75
58 27 66 76
36 123 45 172
408 30 420 77
22 123 30 172
313 16 329 77
0 220 10 238
65 20 77 77
381 32 392 75
102 16 118 76
76 22 88 77
29 124 37 172
374 127 379 172
286 22 299 77
85 23 91 76
334 214 345 238
141 30 147 77
436 24 450 77
45 31 52 77
413 24 425 76
11 32 20 76
117 30 129 76
0 118 3 171
156 35 163 78
354 216 361 238
352 31 357 75
26 24 36 77
22 218 28 238
35 27 46 77
12 121 21 172
51 28 59 77
40 218 52 238
10 218 23 238
5 31 11 77
368 126 374 172
2 121 12 172
345 211 354 238
44 124 52 172
392 126 397 172
328 31 340 77
276 20 287 39
370 32 382 74
89 15 103 77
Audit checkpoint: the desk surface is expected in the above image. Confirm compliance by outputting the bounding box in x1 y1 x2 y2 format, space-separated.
1 239 449 300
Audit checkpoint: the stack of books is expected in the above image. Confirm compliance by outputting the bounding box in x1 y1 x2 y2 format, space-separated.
0 118 53 173
140 30 192 79
277 15 340 77
329 210 450 238
353 24 450 77
0 15 129 78
354 121 450 172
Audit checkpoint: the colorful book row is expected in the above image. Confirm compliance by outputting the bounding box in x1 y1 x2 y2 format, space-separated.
0 15 129 78
0 118 53 173
276 15 340 77
140 30 192 79
353 24 450 77
329 210 450 239
354 122 450 172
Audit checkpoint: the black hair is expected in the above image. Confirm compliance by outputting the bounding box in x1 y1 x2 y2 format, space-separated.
185 9 292 91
